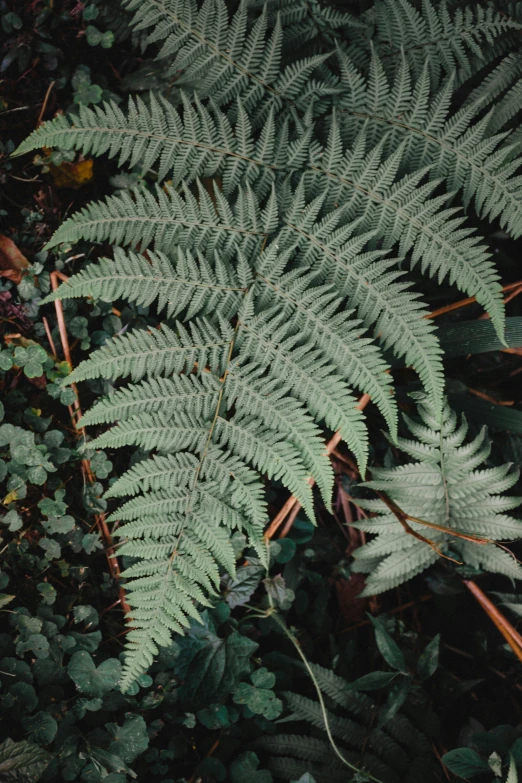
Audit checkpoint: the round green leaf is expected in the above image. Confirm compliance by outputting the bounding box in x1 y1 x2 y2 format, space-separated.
68 651 121 697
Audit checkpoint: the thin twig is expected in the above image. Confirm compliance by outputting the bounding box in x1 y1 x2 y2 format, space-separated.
428 280 522 319
42 316 57 359
464 581 522 663
37 81 55 127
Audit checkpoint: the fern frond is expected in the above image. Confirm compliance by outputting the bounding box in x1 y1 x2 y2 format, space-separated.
353 394 522 594
18 95 505 337
79 374 220 427
43 247 246 320
348 0 520 87
122 0 330 120
18 0 522 691
45 181 269 257
65 319 232 384
337 50 522 238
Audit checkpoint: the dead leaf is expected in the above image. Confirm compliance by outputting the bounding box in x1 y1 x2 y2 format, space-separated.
49 157 93 189
0 235 29 284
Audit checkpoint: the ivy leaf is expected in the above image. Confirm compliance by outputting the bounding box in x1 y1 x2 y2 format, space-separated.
263 575 295 610
106 714 149 764
81 533 103 554
21 711 58 744
417 634 440 680
178 630 258 711
37 583 56 606
68 651 121 697
16 633 50 659
4 682 38 715
197 704 230 730
442 748 491 778
0 351 13 371
42 515 75 534
233 681 282 720
368 615 407 673
73 605 99 629
39 538 61 561
251 668 275 689
222 562 265 609
0 738 51 782
38 495 67 517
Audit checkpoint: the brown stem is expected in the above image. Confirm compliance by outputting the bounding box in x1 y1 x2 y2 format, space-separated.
464 580 522 663
49 272 130 616
428 280 522 319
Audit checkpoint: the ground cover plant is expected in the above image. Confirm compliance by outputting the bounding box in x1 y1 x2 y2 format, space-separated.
3 0 522 781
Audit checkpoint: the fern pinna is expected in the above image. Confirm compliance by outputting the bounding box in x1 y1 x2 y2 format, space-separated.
14 0 522 688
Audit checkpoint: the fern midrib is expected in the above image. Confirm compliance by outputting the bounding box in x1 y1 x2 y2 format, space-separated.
142 0 282 99
62 272 246 294
126 314 241 676
343 109 522 210
63 214 267 238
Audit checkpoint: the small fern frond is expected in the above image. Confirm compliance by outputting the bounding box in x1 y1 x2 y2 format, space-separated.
45 180 269 256
353 394 522 594
122 0 330 121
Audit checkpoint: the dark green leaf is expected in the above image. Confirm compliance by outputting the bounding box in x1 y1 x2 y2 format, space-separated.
0 738 51 782
442 748 491 778
417 634 440 680
67 652 121 697
368 615 407 672
350 671 399 691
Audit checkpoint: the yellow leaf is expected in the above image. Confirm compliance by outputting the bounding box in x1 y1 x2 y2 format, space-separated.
49 158 94 189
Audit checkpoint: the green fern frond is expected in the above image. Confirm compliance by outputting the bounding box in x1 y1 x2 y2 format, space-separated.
337 50 522 238
64 319 232 383
348 0 520 87
17 0 522 691
43 247 247 320
18 94 505 337
122 0 331 121
79 374 220 427
45 180 270 255
353 393 522 595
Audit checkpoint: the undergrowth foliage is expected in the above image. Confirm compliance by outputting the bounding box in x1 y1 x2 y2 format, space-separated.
14 0 522 690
